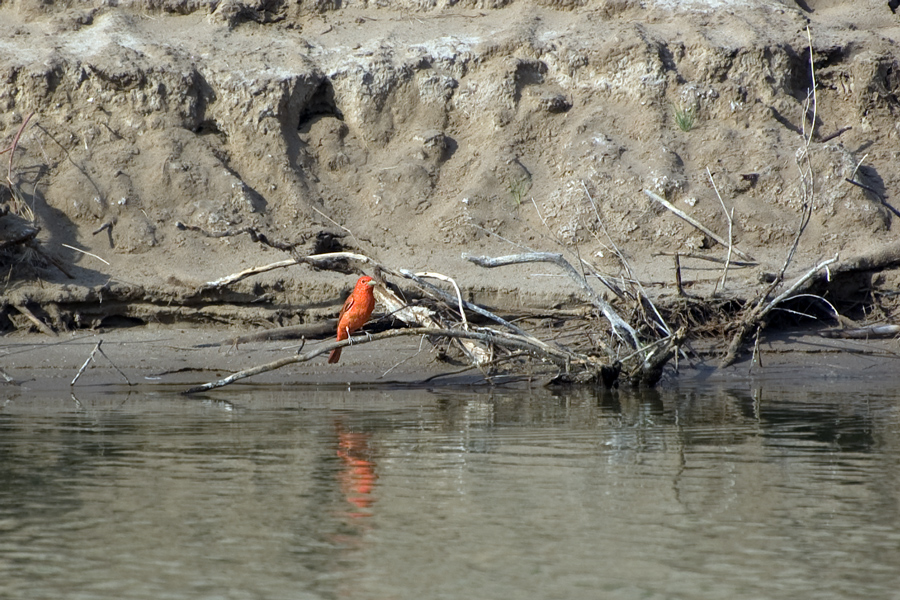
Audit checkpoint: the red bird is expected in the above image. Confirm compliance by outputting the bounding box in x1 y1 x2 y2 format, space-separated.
328 275 377 364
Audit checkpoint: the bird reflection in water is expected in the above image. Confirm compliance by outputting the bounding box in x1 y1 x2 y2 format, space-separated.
334 422 378 518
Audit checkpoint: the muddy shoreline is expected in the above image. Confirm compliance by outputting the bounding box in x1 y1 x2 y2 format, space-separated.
2 322 897 396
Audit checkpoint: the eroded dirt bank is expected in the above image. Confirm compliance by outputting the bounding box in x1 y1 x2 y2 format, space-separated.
1 0 900 375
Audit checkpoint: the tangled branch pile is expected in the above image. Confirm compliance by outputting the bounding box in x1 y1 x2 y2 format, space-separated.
185 249 687 394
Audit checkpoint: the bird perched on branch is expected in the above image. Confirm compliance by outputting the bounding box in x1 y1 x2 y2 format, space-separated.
328 275 377 364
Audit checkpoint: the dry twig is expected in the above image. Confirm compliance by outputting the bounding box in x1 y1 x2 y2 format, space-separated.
707 168 735 293
720 254 838 367
644 190 754 261
14 304 55 336
202 259 298 289
62 243 110 266
803 26 818 147
3 112 35 188
371 276 491 365
70 339 132 386
465 251 642 350
583 182 669 336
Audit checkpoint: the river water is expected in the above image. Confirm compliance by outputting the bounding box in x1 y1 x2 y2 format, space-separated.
1 381 899 600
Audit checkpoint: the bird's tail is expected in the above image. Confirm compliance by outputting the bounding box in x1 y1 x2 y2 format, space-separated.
327 347 342 364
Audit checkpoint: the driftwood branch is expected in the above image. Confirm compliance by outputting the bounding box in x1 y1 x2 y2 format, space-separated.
189 249 685 388
628 327 687 386
398 269 534 339
71 341 102 386
720 254 838 367
644 189 754 261
655 252 756 267
202 259 297 289
465 251 642 350
582 183 670 337
14 304 55 336
201 252 404 290
413 271 470 329
820 324 900 339
371 277 491 365
827 239 900 275
720 48 825 369
183 326 593 394
394 270 569 362
198 251 561 366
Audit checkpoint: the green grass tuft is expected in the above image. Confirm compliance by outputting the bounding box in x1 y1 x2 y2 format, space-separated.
673 104 698 132
507 176 531 206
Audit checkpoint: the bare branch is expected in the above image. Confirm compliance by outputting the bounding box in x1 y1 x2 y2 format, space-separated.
805 26 818 149
3 112 35 187
399 269 533 339
372 277 491 365
14 304 55 336
200 252 398 290
69 339 130 386
821 324 900 339
413 271 469 330
71 341 102 386
720 254 838 367
465 251 642 350
583 182 669 335
61 243 110 266
202 259 298 289
764 254 838 312
644 190 754 261
707 167 734 294
183 326 592 394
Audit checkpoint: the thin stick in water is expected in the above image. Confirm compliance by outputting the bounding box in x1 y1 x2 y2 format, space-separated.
71 341 101 386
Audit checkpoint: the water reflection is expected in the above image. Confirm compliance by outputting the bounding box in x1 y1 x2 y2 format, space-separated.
0 383 898 599
335 423 378 514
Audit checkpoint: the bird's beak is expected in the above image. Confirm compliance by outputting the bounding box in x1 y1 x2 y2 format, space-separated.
366 280 377 287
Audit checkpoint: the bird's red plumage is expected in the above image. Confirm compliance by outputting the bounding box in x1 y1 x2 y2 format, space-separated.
328 276 376 364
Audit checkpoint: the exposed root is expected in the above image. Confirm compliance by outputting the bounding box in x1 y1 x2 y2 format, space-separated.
721 255 838 367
